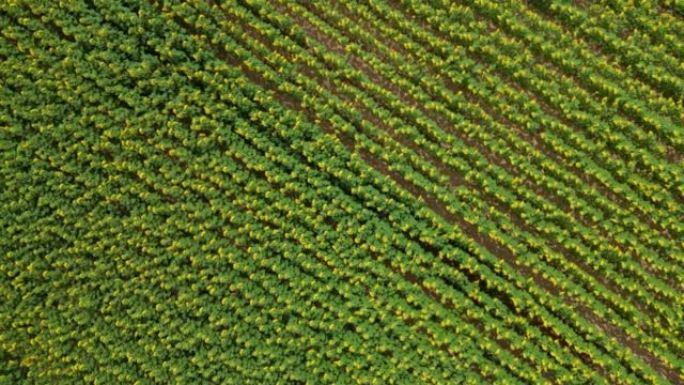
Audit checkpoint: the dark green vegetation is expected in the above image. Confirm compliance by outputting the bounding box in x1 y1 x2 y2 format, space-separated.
1 0 684 384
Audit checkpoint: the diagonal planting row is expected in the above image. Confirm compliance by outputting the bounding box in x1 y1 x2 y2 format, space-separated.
178 0 684 372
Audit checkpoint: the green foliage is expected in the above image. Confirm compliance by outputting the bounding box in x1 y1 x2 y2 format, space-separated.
1 1 683 384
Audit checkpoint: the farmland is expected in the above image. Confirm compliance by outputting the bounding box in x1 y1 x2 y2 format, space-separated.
1 0 683 384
